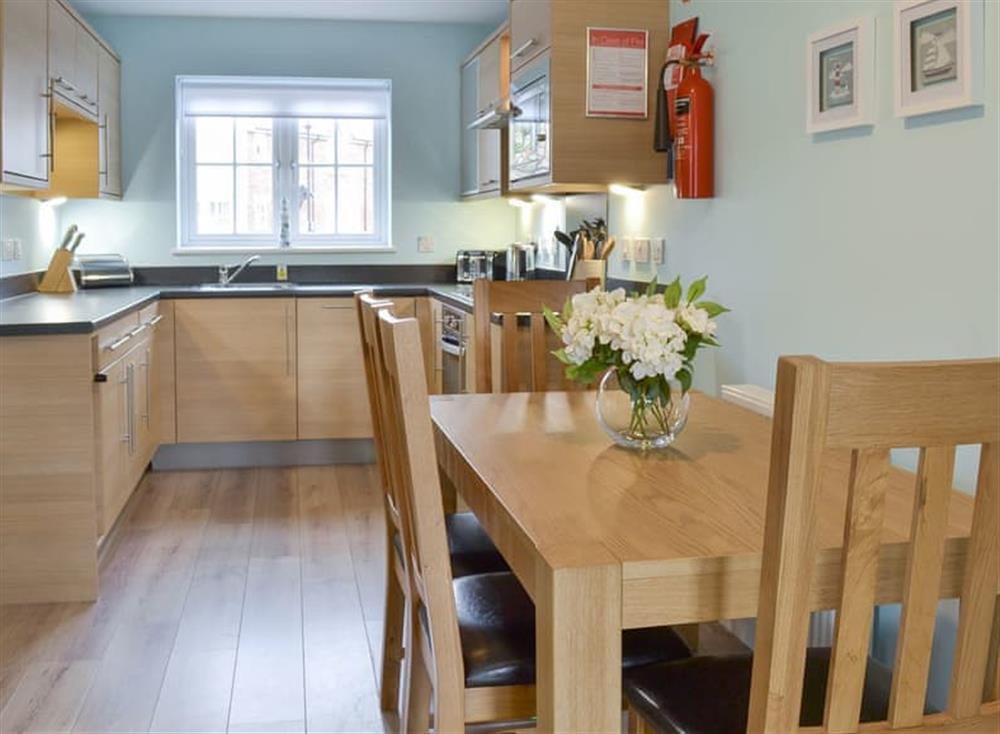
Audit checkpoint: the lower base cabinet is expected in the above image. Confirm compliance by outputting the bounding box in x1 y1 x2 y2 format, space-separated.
175 298 298 443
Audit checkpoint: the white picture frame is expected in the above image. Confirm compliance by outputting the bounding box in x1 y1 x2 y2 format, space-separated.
893 0 984 117
806 17 875 133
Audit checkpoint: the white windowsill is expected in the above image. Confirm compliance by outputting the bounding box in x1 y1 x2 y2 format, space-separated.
172 245 397 256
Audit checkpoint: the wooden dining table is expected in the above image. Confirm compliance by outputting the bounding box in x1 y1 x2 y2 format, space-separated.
430 390 976 733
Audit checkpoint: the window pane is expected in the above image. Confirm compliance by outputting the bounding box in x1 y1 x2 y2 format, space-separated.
298 119 336 164
235 118 273 163
338 119 375 164
298 167 336 235
236 165 273 234
195 117 233 163
196 165 233 234
337 167 374 234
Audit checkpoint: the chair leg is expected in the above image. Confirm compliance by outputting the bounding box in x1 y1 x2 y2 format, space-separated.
403 611 433 734
380 541 406 713
627 705 654 734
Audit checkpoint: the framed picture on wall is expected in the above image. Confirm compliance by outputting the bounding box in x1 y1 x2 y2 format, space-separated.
893 0 984 117
806 17 875 133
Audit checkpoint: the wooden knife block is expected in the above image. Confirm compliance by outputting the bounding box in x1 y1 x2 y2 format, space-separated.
37 248 77 293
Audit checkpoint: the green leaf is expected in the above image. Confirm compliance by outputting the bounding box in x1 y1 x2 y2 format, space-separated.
682 334 702 361
701 335 720 347
695 300 730 318
543 305 563 333
686 276 708 304
663 277 682 308
676 368 692 394
644 277 659 297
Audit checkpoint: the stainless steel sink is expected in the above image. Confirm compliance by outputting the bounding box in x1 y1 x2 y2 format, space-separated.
196 282 294 291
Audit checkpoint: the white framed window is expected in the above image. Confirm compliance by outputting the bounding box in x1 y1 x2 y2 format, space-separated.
176 76 391 251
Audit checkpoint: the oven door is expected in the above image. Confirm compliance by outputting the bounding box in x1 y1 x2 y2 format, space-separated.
509 55 551 186
440 336 466 395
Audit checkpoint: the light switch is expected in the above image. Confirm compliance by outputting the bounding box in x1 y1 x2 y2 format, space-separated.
417 235 435 253
633 237 650 264
1 238 21 262
651 238 665 265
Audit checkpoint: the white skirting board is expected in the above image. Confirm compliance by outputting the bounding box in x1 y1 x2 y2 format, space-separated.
718 383 836 649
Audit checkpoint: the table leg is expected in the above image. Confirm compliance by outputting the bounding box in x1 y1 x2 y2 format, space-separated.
536 562 622 733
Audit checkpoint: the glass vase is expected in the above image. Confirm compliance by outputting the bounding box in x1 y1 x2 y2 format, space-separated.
595 369 690 451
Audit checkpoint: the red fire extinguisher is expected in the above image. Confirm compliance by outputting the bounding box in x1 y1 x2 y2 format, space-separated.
673 59 714 199
654 20 714 199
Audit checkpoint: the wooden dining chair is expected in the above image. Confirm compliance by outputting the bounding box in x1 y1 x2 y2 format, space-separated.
354 292 511 720
472 279 587 393
624 356 1000 734
376 309 692 733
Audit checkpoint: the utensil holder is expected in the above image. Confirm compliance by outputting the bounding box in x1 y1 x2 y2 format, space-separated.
572 258 606 289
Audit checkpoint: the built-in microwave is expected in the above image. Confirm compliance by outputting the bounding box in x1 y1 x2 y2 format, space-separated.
509 54 551 187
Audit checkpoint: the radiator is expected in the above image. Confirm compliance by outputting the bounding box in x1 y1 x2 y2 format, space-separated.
718 384 837 650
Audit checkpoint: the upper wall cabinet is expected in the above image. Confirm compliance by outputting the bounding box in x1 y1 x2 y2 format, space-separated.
509 0 551 72
1 0 51 188
0 0 121 196
506 0 669 193
49 0 98 118
460 25 509 200
98 47 121 198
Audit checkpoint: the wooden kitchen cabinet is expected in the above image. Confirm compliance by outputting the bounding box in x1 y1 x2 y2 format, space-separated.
509 0 551 72
460 56 480 197
48 0 99 117
296 298 372 440
154 301 176 444
97 46 121 198
93 305 163 537
175 298 297 443
93 337 156 537
1 0 51 188
460 25 508 200
506 0 670 192
296 296 418 439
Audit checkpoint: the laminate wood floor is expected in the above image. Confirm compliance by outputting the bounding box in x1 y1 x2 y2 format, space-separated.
0 466 390 734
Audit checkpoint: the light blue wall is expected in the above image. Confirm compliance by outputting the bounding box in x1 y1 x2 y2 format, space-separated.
606 0 998 710
0 195 57 276
56 15 515 267
610 0 998 387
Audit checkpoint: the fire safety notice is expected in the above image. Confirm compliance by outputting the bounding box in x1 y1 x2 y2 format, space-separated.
586 27 649 119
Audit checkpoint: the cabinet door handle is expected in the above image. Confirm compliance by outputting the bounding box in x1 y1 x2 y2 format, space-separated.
511 38 537 59
145 314 164 328
119 371 130 445
41 94 55 172
140 350 151 426
99 116 109 178
106 331 133 352
285 304 293 376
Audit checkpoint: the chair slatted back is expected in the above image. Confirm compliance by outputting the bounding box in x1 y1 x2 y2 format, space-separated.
472 279 586 393
750 356 1000 733
377 309 466 728
356 293 405 528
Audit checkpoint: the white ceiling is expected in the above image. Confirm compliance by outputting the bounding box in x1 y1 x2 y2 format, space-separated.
71 0 508 25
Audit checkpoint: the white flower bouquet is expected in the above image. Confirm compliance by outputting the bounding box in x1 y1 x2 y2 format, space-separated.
544 277 729 446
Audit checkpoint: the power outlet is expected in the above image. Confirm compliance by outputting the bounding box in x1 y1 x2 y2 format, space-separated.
651 237 665 265
1 238 22 262
633 237 650 264
417 235 435 253
275 264 289 282
621 237 633 263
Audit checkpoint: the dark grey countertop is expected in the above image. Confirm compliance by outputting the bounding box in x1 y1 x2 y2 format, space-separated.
0 283 474 336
